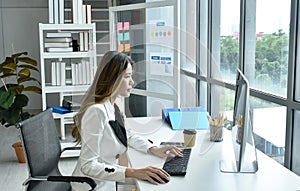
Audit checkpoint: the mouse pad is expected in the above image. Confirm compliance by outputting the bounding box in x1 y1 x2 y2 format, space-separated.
168 111 209 130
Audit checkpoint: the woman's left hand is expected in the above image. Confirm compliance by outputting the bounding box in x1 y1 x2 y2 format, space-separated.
149 145 183 158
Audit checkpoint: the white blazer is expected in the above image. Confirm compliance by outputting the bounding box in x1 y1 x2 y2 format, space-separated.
71 99 153 191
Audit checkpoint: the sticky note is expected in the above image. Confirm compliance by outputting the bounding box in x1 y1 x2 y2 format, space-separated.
124 32 130 41
118 33 123 42
124 44 131 52
123 22 130 30
118 44 124 52
117 22 123 31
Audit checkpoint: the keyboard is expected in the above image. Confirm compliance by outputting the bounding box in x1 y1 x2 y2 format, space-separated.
162 148 191 176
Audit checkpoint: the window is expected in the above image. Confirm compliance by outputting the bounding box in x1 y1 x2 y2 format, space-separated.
249 0 290 97
290 0 300 175
292 111 300 173
214 0 240 83
252 99 286 164
181 0 297 169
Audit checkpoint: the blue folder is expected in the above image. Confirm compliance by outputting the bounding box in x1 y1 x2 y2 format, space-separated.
162 107 209 130
169 111 209 130
47 106 71 114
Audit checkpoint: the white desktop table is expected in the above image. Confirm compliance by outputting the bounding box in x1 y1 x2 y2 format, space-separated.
125 116 300 191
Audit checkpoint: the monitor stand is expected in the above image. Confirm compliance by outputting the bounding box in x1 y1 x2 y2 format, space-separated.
219 160 258 173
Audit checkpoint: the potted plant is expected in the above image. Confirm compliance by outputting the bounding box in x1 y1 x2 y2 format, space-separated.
0 51 41 126
0 51 41 162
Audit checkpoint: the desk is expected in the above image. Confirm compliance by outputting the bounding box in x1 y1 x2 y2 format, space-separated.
126 116 300 191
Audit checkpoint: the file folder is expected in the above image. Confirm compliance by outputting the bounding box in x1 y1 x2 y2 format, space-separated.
47 106 71 114
168 111 209 130
162 107 209 130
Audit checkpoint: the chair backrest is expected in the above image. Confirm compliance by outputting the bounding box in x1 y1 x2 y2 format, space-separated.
17 109 70 191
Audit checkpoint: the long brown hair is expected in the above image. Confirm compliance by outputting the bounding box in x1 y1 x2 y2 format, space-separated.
72 51 134 143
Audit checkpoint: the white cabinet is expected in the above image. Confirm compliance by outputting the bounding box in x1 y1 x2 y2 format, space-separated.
39 23 96 140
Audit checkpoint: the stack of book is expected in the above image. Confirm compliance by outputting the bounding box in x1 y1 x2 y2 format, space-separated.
50 60 96 86
48 0 64 24
72 0 92 24
51 61 66 86
71 60 96 85
72 0 92 51
45 32 73 52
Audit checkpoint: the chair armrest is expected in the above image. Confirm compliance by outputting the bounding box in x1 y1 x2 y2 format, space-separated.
48 176 96 191
47 176 97 191
23 176 96 191
61 146 81 153
23 176 48 186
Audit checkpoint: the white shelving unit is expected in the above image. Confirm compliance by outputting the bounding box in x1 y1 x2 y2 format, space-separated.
64 0 111 61
39 23 97 140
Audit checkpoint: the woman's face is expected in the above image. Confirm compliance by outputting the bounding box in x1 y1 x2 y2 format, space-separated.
117 63 134 97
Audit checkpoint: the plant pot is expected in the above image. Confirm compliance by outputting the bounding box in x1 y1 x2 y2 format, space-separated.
12 142 26 163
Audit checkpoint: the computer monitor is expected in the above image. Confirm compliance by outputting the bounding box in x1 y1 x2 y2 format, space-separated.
219 69 258 173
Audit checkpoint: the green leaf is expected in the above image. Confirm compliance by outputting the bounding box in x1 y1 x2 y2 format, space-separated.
0 91 15 109
7 84 24 94
18 64 39 72
12 94 28 108
11 52 27 59
23 86 42 94
20 111 31 121
17 77 41 84
3 107 22 125
18 68 30 77
18 57 37 66
0 73 15 78
2 62 17 71
0 57 14 66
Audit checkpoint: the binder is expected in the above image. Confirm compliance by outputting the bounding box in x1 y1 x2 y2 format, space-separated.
59 0 64 24
48 0 54 24
47 106 71 114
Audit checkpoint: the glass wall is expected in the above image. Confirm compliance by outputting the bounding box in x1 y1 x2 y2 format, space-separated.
292 111 300 173
180 0 296 169
252 99 286 164
110 1 180 117
212 0 240 83
117 0 300 173
249 0 290 97
180 74 197 107
211 85 235 119
290 0 300 175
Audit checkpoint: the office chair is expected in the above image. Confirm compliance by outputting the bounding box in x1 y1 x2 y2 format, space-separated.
16 108 96 191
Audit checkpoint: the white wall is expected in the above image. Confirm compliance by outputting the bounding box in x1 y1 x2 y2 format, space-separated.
0 0 48 109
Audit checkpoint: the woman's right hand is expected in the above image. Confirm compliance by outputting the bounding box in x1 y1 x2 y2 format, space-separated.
125 166 170 185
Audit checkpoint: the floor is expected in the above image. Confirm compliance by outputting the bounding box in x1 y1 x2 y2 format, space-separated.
0 125 136 191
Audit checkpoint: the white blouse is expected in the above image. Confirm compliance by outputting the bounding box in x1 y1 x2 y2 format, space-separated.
71 99 153 191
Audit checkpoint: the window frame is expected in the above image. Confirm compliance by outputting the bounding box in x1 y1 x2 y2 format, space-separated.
180 0 300 171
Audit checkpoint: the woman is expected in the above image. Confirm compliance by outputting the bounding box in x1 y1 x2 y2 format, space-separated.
71 51 182 191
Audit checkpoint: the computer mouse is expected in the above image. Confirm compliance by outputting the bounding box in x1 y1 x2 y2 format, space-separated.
150 173 170 184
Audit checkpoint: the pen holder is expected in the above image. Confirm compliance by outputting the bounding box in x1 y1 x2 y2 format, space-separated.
209 125 223 142
183 129 197 147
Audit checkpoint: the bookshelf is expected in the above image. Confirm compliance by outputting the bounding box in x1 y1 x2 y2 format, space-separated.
63 0 112 62
39 23 97 140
